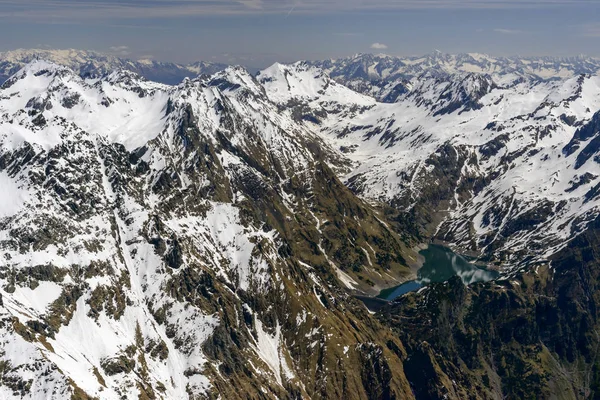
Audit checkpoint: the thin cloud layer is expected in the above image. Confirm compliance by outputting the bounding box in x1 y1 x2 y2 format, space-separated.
370 43 388 50
109 45 131 56
494 28 524 34
0 0 595 20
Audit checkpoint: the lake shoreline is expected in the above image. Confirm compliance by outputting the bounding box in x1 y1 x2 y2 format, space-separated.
353 241 431 303
357 243 500 306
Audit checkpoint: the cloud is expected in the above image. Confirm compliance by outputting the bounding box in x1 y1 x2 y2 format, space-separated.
493 28 524 35
109 45 131 56
370 42 388 50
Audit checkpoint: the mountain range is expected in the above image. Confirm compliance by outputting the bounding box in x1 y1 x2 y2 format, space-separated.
309 52 600 102
0 49 229 86
2 49 600 399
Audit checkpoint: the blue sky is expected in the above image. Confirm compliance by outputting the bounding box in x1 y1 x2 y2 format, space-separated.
0 0 598 67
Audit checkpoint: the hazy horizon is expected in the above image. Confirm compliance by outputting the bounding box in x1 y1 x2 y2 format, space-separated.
2 47 600 71
0 0 599 68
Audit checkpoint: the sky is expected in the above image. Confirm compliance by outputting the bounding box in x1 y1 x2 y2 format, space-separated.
0 0 599 68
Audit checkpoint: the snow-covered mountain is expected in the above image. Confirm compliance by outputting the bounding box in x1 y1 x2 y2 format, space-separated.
259 59 600 271
0 49 228 85
0 60 417 399
308 52 600 102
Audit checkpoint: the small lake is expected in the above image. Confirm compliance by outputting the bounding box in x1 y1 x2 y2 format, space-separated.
378 244 499 301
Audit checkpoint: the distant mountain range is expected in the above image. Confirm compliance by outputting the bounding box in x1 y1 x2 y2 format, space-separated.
308 52 600 101
2 48 599 93
0 48 230 85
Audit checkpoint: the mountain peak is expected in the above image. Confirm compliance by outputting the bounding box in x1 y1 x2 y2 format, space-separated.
19 59 70 75
1 59 76 90
208 65 261 91
103 68 148 84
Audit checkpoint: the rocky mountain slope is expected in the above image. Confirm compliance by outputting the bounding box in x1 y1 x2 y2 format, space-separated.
0 60 418 399
295 54 600 399
255 57 600 397
0 49 228 86
380 214 600 399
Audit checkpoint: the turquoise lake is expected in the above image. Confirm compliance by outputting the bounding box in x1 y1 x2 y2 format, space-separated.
378 244 499 301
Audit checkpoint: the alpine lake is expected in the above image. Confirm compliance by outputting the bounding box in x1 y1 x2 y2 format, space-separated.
378 244 499 301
